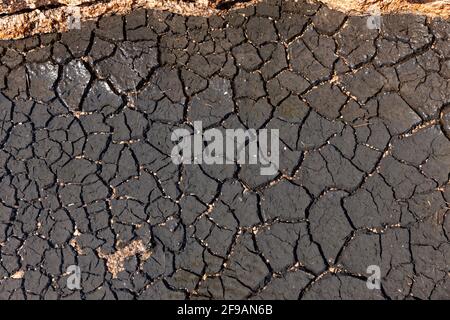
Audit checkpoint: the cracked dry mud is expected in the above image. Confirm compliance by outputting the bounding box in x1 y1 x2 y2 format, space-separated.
0 0 450 300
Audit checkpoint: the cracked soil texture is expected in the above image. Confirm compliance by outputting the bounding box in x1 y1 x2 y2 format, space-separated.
0 0 449 300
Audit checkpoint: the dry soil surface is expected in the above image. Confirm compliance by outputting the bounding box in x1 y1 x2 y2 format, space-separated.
0 0 449 300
